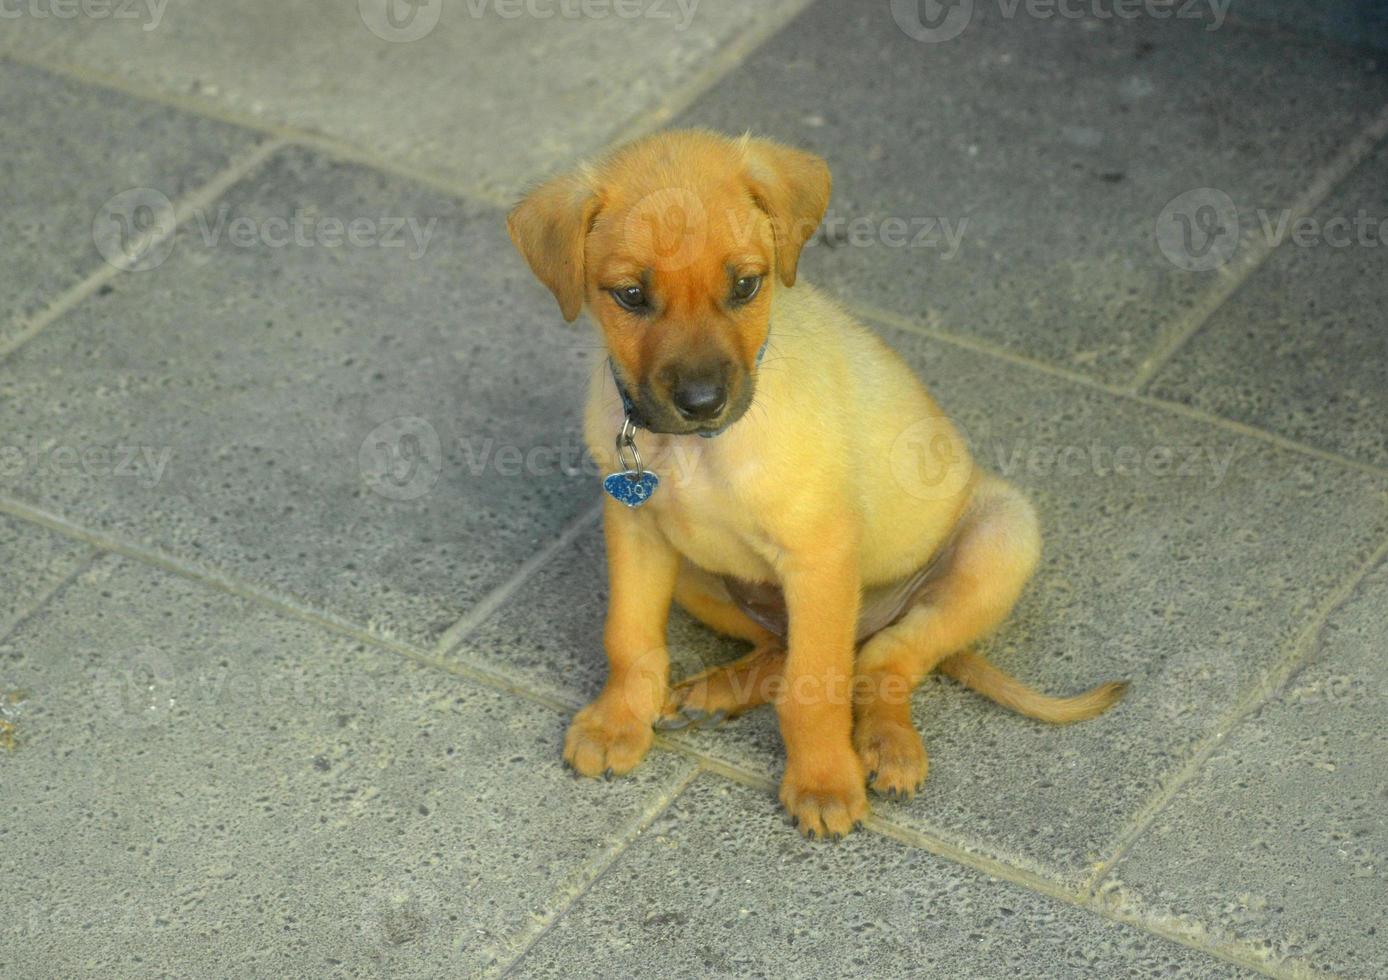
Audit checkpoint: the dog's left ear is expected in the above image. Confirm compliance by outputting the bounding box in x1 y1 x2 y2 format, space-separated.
507 172 601 322
742 137 831 287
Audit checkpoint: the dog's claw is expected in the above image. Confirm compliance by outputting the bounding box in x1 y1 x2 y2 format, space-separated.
806 829 816 841
653 713 692 731
853 820 864 832
790 815 799 828
602 767 614 781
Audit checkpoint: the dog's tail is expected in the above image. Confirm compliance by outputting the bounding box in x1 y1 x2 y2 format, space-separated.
937 650 1127 724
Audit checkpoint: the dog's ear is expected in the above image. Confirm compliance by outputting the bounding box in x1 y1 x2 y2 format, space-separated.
507 173 601 322
742 138 831 287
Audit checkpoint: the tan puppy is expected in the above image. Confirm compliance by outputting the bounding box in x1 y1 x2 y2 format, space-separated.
508 129 1125 839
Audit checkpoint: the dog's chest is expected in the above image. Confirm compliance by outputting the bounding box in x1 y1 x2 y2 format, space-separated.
643 437 777 580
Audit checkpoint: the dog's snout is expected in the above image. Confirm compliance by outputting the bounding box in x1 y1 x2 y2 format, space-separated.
672 376 728 421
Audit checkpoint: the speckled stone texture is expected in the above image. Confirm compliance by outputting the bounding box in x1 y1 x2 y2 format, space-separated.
1148 140 1388 468
1230 0 1388 52
0 0 801 200
675 1 1388 384
0 515 92 640
509 775 1256 979
1098 556 1388 979
0 60 259 350
0 145 601 650
0 556 694 977
456 320 1388 887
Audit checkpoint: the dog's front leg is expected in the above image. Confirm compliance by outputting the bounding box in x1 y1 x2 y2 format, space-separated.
564 498 679 778
776 530 869 839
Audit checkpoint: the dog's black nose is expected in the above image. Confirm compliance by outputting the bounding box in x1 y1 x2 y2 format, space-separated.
671 378 727 421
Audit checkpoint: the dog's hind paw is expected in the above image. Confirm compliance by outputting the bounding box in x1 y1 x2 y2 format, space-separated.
855 717 928 799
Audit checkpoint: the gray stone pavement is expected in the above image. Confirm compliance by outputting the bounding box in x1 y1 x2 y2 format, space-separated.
1 2 1385 978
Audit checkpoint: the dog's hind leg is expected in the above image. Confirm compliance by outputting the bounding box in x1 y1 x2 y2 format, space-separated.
853 474 1123 798
659 564 785 727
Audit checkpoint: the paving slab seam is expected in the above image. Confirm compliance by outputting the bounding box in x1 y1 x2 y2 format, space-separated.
0 492 587 717
432 500 602 658
1129 103 1388 392
0 545 101 647
1083 531 1388 897
0 0 817 217
858 303 1388 484
0 51 517 212
652 739 1297 979
491 763 704 978
601 0 822 150
0 135 286 366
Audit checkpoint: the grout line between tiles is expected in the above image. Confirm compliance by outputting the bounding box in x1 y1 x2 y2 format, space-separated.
1083 532 1388 897
432 500 601 658
857 302 1388 483
650 741 1301 980
1128 103 1388 392
491 764 703 978
0 51 514 211
601 0 821 150
0 137 286 365
0 546 102 648
0 493 581 715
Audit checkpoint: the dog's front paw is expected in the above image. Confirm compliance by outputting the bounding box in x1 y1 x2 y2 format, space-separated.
855 717 928 800
563 697 654 778
780 756 869 841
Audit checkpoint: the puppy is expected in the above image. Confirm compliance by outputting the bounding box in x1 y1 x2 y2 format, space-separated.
508 129 1126 839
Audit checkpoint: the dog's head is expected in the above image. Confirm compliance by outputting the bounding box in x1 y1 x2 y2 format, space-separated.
507 130 830 434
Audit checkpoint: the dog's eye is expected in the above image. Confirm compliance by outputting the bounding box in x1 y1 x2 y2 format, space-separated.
611 285 648 312
730 275 761 304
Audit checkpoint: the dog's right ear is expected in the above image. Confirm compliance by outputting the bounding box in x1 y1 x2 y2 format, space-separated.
507 173 601 322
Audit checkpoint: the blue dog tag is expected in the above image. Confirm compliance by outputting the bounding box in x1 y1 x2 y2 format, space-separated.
603 469 659 507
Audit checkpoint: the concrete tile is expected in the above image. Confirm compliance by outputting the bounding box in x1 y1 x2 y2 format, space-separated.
456 321 1388 887
676 1 1388 384
1099 555 1388 979
0 555 694 977
0 515 91 640
0 144 602 649
510 775 1252 979
0 60 258 349
1229 0 1388 53
1148 139 1388 468
0 0 800 200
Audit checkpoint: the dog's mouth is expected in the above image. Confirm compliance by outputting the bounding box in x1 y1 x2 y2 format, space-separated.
631 376 757 437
